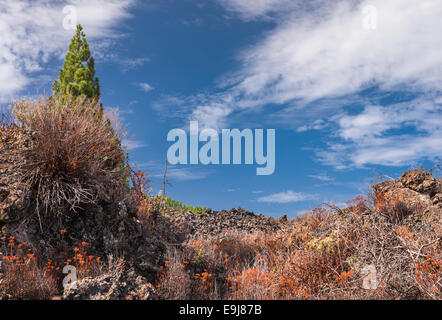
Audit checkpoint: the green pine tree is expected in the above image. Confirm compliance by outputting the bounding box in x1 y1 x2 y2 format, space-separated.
52 25 100 103
52 24 128 184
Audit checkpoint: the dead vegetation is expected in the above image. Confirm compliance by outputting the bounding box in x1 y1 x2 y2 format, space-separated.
1 97 127 226
29 98 121 213
153 193 440 300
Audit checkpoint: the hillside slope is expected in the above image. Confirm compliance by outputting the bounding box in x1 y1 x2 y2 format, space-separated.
1 113 441 299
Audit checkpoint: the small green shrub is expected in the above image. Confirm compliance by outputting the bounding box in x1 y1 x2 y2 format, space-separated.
163 196 206 214
143 194 206 214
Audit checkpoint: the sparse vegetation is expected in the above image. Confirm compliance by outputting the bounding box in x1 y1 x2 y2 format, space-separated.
149 190 440 300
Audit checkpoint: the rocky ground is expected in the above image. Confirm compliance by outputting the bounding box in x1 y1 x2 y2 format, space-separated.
169 207 286 241
62 265 159 300
373 169 442 237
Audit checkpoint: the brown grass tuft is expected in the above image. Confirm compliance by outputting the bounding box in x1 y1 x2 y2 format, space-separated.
2 97 127 223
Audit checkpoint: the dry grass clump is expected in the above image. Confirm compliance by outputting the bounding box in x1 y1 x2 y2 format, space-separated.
156 248 193 300
2 97 127 222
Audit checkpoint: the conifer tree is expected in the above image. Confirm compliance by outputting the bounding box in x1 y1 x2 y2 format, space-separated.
51 24 126 179
52 25 100 102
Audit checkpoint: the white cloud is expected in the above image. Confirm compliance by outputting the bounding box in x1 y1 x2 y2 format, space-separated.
152 93 234 130
308 174 334 182
131 160 157 169
257 190 314 203
156 167 210 181
122 138 147 150
217 0 293 20
185 0 442 167
338 106 392 141
119 57 150 72
227 0 442 109
352 135 442 166
317 97 442 168
217 0 327 21
190 101 232 130
135 82 154 92
342 133 442 167
134 161 211 182
297 119 327 133
338 98 442 142
0 0 135 102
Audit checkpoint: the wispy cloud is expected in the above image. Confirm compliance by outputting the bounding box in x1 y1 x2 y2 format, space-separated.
166 167 210 181
134 161 211 182
131 160 158 170
119 57 150 72
135 82 154 92
297 120 327 133
317 96 442 168
308 174 334 182
0 0 136 102
122 138 148 150
180 0 442 167
104 106 134 116
216 0 442 106
154 167 210 181
216 0 325 21
257 191 314 203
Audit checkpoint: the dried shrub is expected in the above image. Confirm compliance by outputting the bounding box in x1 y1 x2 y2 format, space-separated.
374 193 422 224
346 195 369 215
5 97 127 221
65 241 105 279
414 253 441 300
156 248 193 300
0 236 58 299
0 235 120 300
396 227 441 299
228 268 294 300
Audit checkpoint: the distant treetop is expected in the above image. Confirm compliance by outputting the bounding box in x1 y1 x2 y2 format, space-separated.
52 25 100 103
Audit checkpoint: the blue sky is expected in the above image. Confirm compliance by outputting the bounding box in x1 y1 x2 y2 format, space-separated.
1 0 441 218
